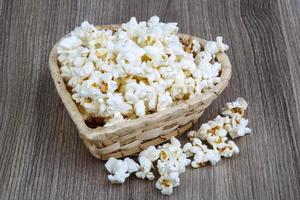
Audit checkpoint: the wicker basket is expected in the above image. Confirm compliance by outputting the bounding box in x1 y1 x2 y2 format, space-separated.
49 25 232 160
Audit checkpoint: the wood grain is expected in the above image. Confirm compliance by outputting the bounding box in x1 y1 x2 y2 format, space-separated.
0 0 299 199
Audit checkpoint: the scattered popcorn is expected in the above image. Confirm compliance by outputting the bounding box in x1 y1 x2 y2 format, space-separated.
135 146 161 181
213 140 239 158
225 114 251 138
135 156 155 180
191 148 221 167
104 96 252 194
124 157 140 173
105 157 130 184
139 146 160 162
57 16 229 126
155 137 191 195
183 138 221 167
188 97 251 160
222 97 248 117
155 174 179 196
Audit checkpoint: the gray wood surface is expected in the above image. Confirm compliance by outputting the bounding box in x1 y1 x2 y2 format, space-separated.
1 0 299 199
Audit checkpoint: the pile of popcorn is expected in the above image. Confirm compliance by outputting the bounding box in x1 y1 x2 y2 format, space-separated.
57 16 229 126
105 98 251 195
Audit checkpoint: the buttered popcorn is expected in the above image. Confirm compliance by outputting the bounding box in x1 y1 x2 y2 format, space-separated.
57 16 229 126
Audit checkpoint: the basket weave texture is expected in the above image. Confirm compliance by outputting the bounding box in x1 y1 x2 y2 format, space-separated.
49 25 232 160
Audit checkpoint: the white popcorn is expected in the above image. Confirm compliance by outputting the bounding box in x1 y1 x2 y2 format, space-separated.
191 148 221 167
60 65 73 79
216 36 229 52
192 40 201 53
195 51 212 63
59 36 82 49
190 115 230 143
105 157 130 184
106 93 132 116
182 142 194 158
103 97 251 196
57 17 228 126
155 174 178 196
105 157 139 184
213 140 239 158
155 137 190 196
204 36 228 54
157 92 173 111
124 157 140 173
135 156 155 180
134 100 146 117
139 146 160 162
226 114 251 138
104 112 126 127
222 97 248 117
170 136 181 148
183 137 221 167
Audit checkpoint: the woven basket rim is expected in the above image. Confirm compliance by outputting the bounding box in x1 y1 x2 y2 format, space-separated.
49 24 232 141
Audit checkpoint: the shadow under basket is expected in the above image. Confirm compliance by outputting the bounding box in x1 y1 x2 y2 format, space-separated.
49 25 232 160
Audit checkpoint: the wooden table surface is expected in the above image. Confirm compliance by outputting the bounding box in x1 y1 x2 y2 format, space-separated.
1 0 300 199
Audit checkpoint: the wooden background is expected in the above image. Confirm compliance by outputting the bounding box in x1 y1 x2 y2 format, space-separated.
1 0 299 199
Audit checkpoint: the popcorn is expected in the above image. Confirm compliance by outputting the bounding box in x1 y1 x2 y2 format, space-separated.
157 92 173 111
105 157 130 184
134 100 146 117
226 114 251 138
59 36 82 49
73 61 95 78
124 157 140 173
155 174 179 196
135 156 155 180
139 146 160 162
105 157 139 183
192 40 201 53
183 138 221 167
216 36 229 52
57 17 229 126
191 148 221 167
204 36 229 54
213 140 239 158
188 115 230 142
104 97 251 196
155 137 190 195
221 98 251 138
222 97 248 117
104 112 126 127
106 93 132 116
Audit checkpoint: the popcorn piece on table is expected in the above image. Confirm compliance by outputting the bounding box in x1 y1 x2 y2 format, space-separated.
188 115 230 141
183 137 221 167
222 97 248 117
213 140 239 158
188 97 251 159
135 145 160 180
135 156 155 180
155 174 179 196
155 137 191 196
139 146 160 162
105 157 139 184
225 114 251 139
